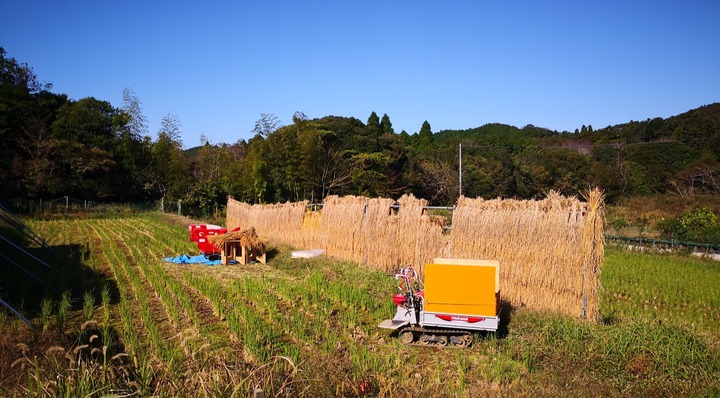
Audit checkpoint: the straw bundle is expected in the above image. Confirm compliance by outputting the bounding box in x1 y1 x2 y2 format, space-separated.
579 189 605 320
385 194 449 275
449 189 604 321
359 196 400 271
224 189 604 321
319 196 392 263
226 198 307 248
300 209 323 248
208 227 268 253
416 213 451 276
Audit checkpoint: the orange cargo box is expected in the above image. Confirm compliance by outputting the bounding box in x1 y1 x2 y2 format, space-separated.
423 258 500 317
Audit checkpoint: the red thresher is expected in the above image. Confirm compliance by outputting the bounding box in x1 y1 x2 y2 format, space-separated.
188 224 227 256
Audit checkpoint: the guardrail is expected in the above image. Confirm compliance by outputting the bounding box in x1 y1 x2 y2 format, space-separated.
605 235 720 252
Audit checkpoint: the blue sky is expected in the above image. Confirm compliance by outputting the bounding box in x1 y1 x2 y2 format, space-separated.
2 1 719 148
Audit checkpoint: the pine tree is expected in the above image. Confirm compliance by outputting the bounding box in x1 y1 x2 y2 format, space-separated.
367 111 381 136
380 113 394 135
417 120 433 148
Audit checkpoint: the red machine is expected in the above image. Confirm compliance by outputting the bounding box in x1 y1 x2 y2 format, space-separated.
188 224 227 255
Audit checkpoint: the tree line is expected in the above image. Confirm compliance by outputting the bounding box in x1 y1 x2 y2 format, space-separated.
2 47 719 217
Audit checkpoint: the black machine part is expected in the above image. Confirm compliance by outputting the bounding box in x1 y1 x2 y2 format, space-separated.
397 325 474 348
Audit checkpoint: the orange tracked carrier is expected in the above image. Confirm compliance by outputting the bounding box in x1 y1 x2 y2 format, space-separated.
424 258 500 317
379 258 501 347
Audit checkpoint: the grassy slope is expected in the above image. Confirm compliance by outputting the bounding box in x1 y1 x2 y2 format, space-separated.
0 214 718 397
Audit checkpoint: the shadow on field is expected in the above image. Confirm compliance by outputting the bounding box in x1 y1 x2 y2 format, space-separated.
265 247 279 262
495 299 514 338
0 223 120 320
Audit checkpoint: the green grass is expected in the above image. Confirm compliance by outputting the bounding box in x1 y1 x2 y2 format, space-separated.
1 214 719 397
601 248 720 335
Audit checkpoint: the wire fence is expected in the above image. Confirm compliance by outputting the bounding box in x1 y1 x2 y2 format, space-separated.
605 235 720 253
1 196 181 216
4 196 95 213
3 196 719 255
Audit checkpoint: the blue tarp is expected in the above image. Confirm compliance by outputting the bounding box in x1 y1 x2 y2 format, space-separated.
163 254 235 265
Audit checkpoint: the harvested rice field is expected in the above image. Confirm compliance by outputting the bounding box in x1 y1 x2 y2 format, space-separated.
1 212 719 397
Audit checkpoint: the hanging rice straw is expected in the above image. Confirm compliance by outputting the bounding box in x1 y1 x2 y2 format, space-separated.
225 188 604 321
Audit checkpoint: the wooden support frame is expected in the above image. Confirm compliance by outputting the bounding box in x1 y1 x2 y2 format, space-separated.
221 240 267 265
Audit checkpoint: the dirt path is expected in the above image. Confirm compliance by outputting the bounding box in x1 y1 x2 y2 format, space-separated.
161 213 206 228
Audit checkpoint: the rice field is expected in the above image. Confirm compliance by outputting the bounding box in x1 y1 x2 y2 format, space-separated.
0 213 718 397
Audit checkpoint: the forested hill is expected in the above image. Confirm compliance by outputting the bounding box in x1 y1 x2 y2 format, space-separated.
581 102 720 143
432 103 720 145
398 103 718 199
1 46 719 215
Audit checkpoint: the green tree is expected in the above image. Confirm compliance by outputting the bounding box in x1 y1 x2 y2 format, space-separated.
243 134 271 203
160 113 183 145
11 91 67 198
150 114 189 199
181 179 231 218
252 113 281 138
298 127 352 199
117 88 153 200
513 147 590 198
0 48 59 198
251 159 269 203
588 145 631 203
461 155 513 199
625 141 696 194
263 123 302 201
348 152 392 197
376 132 410 196
312 115 376 153
415 154 456 204
660 207 720 244
380 113 394 135
367 111 381 137
121 87 147 139
417 120 433 148
50 97 122 198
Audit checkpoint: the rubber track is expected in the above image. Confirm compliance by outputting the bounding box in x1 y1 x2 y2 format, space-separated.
399 325 474 348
